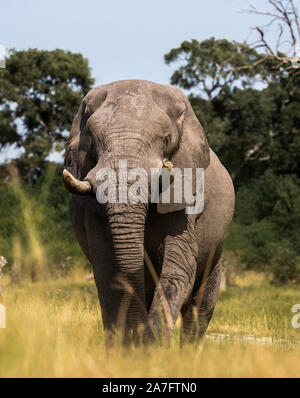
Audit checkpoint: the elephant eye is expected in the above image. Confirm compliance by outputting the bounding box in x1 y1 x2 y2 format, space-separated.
163 133 171 150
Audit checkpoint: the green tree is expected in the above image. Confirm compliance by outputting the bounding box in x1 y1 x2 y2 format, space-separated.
0 49 94 182
165 38 300 185
164 38 265 100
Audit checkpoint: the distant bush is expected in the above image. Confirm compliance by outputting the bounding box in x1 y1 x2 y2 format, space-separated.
225 170 300 283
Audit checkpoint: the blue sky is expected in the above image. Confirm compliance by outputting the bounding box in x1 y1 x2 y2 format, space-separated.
0 0 269 161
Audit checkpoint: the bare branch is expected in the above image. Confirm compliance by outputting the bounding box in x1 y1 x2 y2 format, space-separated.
234 55 271 72
244 0 300 73
290 0 300 38
276 24 284 54
255 26 275 55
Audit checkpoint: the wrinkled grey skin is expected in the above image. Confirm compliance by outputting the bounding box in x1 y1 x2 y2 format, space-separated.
64 80 235 345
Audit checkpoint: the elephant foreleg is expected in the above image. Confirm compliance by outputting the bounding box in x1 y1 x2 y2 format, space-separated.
180 253 223 343
145 216 198 342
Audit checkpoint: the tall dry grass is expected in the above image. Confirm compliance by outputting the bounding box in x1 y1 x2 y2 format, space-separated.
7 167 50 282
0 272 299 378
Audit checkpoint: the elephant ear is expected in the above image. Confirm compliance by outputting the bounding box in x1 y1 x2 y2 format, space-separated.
157 95 210 214
65 86 108 181
65 101 91 180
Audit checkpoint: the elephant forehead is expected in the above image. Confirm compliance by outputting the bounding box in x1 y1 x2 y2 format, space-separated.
85 80 186 117
88 96 172 134
127 94 149 117
103 93 151 119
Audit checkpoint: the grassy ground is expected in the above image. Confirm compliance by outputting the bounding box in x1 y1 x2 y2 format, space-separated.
0 268 300 378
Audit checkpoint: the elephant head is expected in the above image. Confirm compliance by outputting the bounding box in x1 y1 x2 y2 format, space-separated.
63 80 210 340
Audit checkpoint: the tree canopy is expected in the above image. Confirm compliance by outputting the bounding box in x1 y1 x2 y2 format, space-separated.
0 49 94 182
165 37 300 186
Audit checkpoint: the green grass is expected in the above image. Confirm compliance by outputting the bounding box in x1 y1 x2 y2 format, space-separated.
209 276 300 342
0 269 300 378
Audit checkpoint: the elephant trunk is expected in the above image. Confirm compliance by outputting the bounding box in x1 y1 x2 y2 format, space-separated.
106 201 149 342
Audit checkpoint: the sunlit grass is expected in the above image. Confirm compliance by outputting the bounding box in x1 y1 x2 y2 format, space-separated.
9 169 49 282
208 273 300 342
0 271 299 378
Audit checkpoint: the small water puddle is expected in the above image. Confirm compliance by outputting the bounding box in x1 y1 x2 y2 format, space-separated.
206 333 300 346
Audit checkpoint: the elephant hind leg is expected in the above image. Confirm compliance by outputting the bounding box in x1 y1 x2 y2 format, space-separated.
180 247 223 343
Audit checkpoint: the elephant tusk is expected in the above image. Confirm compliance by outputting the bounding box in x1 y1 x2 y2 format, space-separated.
62 169 92 195
162 159 174 172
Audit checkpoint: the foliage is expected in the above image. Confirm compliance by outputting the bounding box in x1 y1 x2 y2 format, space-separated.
0 49 94 182
164 38 266 99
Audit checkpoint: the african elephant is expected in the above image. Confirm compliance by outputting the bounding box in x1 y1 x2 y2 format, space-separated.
63 80 235 345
